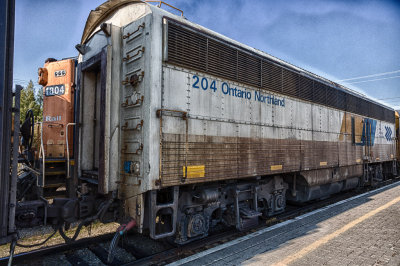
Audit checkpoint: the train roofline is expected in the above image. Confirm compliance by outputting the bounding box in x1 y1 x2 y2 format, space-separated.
82 0 394 112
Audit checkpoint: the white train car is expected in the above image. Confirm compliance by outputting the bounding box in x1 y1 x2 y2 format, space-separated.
74 0 396 243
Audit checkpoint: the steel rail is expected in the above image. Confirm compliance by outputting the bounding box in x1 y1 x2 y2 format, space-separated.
0 232 115 265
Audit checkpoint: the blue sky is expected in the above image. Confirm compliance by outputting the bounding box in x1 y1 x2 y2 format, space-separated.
14 0 400 109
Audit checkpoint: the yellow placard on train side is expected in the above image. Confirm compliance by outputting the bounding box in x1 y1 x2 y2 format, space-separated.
320 161 327 166
356 159 361 163
183 165 205 178
271 165 283 171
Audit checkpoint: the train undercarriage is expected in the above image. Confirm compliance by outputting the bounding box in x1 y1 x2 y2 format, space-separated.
9 158 397 247
148 175 287 244
147 160 397 245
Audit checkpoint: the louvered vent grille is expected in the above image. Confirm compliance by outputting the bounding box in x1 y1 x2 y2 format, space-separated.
313 82 326 105
376 106 383 121
370 104 378 120
383 108 388 121
208 39 237 80
167 23 207 71
337 91 346 110
282 69 298 97
376 106 382 121
166 19 394 123
298 75 313 101
360 99 369 117
261 61 281 93
382 107 387 121
346 94 357 114
326 87 337 108
357 99 363 116
384 108 395 122
238 51 261 87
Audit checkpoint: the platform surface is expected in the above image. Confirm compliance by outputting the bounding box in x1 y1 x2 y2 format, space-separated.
171 181 400 266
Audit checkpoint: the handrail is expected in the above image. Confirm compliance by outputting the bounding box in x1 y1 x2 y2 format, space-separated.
66 123 76 179
38 122 45 187
144 1 184 16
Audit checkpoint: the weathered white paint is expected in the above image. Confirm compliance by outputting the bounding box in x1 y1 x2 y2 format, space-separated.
77 2 396 208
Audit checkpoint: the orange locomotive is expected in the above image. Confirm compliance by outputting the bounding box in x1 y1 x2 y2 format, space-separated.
38 58 76 193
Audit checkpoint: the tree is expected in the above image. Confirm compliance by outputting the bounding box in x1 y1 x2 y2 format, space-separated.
20 80 43 122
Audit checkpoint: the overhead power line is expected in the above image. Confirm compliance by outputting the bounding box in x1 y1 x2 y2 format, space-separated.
336 69 400 82
13 79 38 83
380 99 400 103
380 100 400 103
345 75 400 84
378 96 400 100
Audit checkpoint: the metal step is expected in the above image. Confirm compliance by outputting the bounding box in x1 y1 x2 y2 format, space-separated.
80 171 99 185
45 171 66 176
240 207 262 219
234 186 261 231
82 170 98 179
44 159 67 163
44 182 65 188
239 205 262 230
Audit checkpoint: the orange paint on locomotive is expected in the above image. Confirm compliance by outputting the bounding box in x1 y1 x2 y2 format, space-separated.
38 59 75 158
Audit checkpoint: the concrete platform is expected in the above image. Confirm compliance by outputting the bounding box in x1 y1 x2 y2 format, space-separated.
171 181 400 266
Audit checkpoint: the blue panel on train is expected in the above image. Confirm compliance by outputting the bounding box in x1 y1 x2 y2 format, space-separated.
124 161 132 173
361 118 376 146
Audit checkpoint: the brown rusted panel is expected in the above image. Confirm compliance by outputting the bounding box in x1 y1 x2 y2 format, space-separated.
312 141 339 168
301 140 340 170
301 141 314 169
370 143 395 162
160 133 378 187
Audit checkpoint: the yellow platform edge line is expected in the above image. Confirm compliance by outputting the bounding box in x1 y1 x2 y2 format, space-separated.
273 195 400 266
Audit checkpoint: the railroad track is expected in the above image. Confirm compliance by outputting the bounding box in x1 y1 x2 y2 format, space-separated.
1 178 399 266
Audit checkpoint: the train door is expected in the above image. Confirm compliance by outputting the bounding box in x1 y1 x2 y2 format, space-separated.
75 23 123 197
78 48 109 194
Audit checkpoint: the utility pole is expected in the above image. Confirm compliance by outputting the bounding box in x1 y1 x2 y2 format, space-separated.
0 0 16 245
